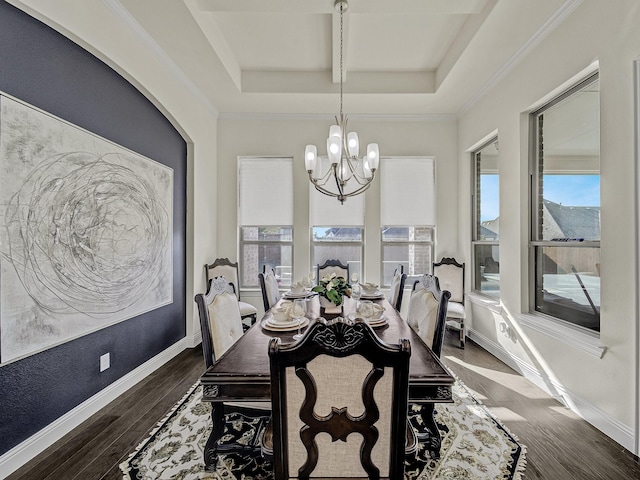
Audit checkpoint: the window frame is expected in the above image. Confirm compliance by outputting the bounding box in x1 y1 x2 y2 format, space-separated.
310 226 364 280
380 226 434 287
239 226 294 288
529 72 600 332
471 137 500 297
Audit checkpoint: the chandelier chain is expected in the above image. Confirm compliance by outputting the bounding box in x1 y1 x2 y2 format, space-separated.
339 2 343 119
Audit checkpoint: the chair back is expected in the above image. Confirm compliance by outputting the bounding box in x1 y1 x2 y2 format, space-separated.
259 271 281 312
432 257 464 304
316 259 349 283
205 258 241 300
269 318 410 480
388 272 407 311
407 274 450 357
194 276 244 368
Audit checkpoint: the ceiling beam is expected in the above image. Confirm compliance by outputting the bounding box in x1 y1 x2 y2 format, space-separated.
195 0 489 14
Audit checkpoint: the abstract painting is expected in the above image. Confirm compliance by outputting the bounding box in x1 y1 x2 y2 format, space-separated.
0 94 173 364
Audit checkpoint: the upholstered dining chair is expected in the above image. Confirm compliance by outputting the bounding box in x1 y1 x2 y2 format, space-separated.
407 274 451 358
194 276 270 454
205 257 258 325
259 270 281 312
432 257 466 348
268 318 411 480
388 270 407 312
316 259 349 282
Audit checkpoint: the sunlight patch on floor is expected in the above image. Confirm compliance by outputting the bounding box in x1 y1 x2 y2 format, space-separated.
485 406 528 422
444 355 549 400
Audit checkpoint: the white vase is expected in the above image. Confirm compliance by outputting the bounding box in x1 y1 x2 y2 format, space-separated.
319 295 342 315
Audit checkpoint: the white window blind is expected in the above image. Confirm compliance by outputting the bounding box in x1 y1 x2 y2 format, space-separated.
380 157 436 226
238 157 293 225
309 156 364 226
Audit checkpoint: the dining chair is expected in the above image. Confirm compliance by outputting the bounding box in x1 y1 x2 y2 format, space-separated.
407 274 451 358
194 276 271 454
432 257 466 348
259 270 281 312
388 270 407 312
268 318 411 480
205 257 258 325
316 259 349 283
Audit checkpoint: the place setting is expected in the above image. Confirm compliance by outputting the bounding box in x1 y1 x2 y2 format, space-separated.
262 299 309 335
348 299 388 329
281 273 317 300
358 281 385 300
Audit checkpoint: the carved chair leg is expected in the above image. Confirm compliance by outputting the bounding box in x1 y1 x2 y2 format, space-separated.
416 404 442 459
204 403 225 470
459 321 465 349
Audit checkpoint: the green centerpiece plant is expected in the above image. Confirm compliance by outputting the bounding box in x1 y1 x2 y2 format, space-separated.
312 273 352 307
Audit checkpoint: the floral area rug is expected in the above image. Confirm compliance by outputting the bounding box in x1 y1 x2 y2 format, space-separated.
121 378 526 479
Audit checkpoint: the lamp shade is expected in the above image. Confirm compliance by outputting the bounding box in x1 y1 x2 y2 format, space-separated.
347 132 359 157
367 143 379 170
305 145 317 171
327 136 341 165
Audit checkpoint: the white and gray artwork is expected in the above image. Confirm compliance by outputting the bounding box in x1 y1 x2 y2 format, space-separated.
0 94 173 364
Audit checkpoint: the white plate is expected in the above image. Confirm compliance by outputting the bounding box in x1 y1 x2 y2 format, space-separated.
262 318 309 332
347 313 388 328
266 317 299 328
360 292 384 300
283 291 316 299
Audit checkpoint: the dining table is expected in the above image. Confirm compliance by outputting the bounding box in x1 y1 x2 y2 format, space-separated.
199 292 455 470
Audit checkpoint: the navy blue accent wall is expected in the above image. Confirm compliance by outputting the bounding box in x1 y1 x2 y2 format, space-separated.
0 1 187 455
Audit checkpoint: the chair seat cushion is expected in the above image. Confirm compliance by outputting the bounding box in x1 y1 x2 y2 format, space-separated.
239 301 258 317
446 301 465 319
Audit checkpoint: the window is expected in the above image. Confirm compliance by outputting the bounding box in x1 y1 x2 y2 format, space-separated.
380 157 436 286
240 227 293 287
311 227 363 280
530 73 600 332
310 159 364 279
381 227 434 286
238 157 293 288
472 139 500 296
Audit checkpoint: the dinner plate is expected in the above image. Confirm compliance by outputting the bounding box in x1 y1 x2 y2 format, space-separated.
360 292 384 300
347 313 388 328
262 317 309 332
282 291 316 299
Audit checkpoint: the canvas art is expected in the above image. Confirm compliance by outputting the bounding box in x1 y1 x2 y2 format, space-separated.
0 94 173 364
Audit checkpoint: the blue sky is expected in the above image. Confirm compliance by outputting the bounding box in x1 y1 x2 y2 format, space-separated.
480 174 600 222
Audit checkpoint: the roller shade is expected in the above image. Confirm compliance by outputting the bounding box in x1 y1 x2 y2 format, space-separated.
380 157 435 226
239 157 293 225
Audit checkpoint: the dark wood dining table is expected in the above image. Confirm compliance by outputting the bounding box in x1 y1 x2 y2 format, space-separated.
199 294 454 469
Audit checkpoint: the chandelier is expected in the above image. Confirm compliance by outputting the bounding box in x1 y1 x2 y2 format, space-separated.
304 0 379 204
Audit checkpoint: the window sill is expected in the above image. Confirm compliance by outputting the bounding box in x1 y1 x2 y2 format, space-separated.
467 292 503 315
517 312 607 359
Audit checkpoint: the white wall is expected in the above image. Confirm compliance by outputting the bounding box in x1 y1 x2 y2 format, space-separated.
216 115 458 315
458 0 640 452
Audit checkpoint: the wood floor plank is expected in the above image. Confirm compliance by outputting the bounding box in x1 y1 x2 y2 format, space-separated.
6 334 640 480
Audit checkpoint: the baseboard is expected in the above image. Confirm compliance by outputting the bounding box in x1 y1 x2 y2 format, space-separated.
467 328 636 453
186 328 202 348
0 338 188 479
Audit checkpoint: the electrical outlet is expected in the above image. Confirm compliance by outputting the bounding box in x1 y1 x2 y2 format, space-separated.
100 352 110 372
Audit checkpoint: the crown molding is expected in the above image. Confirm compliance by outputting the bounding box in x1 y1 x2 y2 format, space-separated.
102 0 218 117
459 0 584 114
219 112 457 122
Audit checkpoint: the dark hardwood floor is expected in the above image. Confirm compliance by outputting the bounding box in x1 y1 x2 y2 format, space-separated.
6 331 640 480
